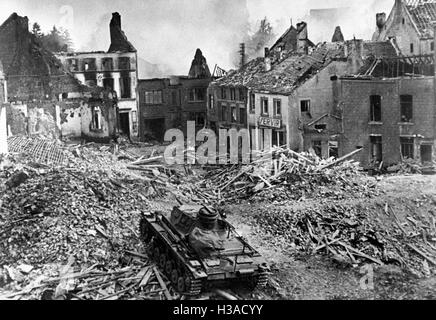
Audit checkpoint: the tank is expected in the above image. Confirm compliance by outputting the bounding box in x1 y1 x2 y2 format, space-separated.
139 205 269 296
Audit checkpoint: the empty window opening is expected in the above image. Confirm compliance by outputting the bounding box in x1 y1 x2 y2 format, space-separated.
421 144 433 163
83 58 96 71
221 88 227 100
328 141 339 159
313 140 322 157
301 100 311 113
231 107 237 122
239 88 245 101
188 88 206 102
132 111 138 131
315 124 327 130
120 77 131 98
119 57 131 70
222 105 228 122
274 99 282 116
103 78 114 91
84 72 97 86
249 93 255 113
410 43 414 53
370 95 382 122
431 42 435 51
239 108 247 125
400 137 414 159
102 58 113 71
230 88 236 101
400 95 413 123
91 106 102 130
370 136 382 162
261 98 269 115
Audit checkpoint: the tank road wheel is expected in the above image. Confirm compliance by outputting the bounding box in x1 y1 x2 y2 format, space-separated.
177 275 186 293
139 219 151 242
153 247 160 261
170 269 179 285
165 260 174 276
159 253 167 269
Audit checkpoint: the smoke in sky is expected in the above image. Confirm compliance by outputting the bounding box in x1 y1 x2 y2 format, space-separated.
0 0 395 77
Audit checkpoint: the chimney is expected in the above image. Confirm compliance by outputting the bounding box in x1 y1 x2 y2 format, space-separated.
110 12 121 45
239 43 246 69
297 22 309 54
395 0 403 24
332 26 345 42
376 13 386 30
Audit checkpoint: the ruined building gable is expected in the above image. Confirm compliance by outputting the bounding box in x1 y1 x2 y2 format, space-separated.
108 12 136 53
188 49 211 79
0 13 84 101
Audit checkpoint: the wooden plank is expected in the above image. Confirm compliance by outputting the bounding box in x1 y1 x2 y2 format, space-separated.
153 267 172 300
406 244 436 266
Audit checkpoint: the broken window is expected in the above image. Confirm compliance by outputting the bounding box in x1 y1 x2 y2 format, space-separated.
172 91 178 105
132 111 138 131
188 88 206 102
328 141 339 159
249 93 255 113
400 137 414 159
144 90 163 104
83 58 96 71
84 72 97 86
315 124 327 130
239 88 245 101
370 95 382 122
120 77 131 98
274 99 282 116
103 78 114 91
230 88 236 101
301 100 311 113
312 140 322 157
370 136 382 162
221 88 227 100
196 112 206 127
222 105 228 122
67 59 78 72
119 57 131 70
261 98 269 115
231 107 237 122
102 58 113 71
400 95 413 123
239 108 247 125
209 94 214 110
91 106 103 131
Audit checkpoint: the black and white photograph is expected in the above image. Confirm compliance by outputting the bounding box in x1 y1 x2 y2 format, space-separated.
0 0 436 309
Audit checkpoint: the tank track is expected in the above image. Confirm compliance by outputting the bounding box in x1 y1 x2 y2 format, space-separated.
140 218 203 296
255 269 269 288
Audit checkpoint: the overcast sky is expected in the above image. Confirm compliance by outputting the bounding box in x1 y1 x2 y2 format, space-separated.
0 0 394 76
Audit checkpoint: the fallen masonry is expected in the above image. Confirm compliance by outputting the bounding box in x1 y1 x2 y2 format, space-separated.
0 137 435 299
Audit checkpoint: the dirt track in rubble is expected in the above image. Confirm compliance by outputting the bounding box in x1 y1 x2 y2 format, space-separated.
217 174 436 300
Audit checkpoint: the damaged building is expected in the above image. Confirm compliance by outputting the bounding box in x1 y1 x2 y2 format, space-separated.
0 61 7 154
372 0 436 55
56 12 138 139
0 13 118 143
138 49 214 141
208 21 401 159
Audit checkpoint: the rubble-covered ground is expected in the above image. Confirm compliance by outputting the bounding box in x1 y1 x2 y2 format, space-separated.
1 137 436 300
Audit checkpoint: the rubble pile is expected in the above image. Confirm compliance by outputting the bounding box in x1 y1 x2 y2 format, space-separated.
200 147 375 203
387 158 436 175
234 199 436 277
0 157 184 299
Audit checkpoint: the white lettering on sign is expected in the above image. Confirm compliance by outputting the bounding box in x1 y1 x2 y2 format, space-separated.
259 117 281 129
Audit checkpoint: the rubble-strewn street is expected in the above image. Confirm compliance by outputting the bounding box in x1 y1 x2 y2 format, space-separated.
1 138 435 300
